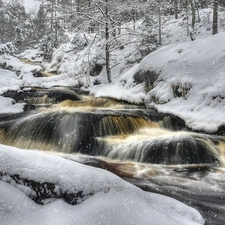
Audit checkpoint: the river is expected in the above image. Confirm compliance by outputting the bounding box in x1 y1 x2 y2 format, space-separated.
0 86 225 224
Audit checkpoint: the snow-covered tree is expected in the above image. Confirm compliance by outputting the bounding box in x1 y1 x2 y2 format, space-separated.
34 3 47 39
1 0 28 51
39 34 58 60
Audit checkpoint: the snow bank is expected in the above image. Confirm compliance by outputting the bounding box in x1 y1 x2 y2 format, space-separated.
0 55 80 111
92 82 146 104
0 54 42 75
90 64 146 104
19 48 44 62
21 73 80 88
0 68 21 94
0 144 204 225
0 68 24 113
0 96 24 113
143 31 225 132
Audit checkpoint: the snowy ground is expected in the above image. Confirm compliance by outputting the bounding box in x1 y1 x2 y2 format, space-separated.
0 144 204 225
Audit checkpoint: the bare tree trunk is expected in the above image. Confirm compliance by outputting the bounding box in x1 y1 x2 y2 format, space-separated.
118 21 121 35
51 1 54 32
185 0 190 36
132 8 136 30
189 0 196 30
76 0 80 12
105 0 112 83
158 0 162 45
212 0 219 35
174 0 178 19
195 1 201 23
54 0 58 46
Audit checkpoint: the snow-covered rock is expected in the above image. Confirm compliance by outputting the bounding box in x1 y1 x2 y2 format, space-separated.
143 31 225 132
0 144 205 225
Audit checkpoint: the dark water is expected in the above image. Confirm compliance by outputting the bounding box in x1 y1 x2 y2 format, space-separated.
0 87 225 224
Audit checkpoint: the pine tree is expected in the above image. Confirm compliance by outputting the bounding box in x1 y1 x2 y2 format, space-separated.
1 0 28 51
34 4 47 39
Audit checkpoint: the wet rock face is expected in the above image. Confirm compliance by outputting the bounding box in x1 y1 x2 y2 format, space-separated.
90 63 103 77
0 173 90 205
3 88 81 104
133 70 159 85
133 69 159 92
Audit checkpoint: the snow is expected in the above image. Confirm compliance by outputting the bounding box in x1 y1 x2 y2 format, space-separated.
93 82 146 104
22 73 80 88
0 55 42 74
0 56 41 113
143 31 225 132
0 68 21 94
0 96 24 113
0 144 204 225
19 49 43 63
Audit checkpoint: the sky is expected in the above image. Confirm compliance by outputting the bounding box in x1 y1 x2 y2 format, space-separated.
23 0 40 12
3 0 40 12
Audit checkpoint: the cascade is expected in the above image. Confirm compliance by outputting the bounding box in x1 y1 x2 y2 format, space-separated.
0 107 158 154
97 129 220 165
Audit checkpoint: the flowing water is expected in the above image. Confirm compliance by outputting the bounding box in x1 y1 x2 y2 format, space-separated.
0 87 225 224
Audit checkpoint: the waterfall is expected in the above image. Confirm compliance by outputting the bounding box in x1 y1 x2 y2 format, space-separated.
97 128 221 165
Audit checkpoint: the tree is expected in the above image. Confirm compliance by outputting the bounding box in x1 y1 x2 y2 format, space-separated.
84 0 152 83
0 0 6 43
33 3 47 40
158 0 162 45
147 0 169 45
14 27 25 52
104 0 112 83
1 0 29 51
174 0 178 19
189 0 196 31
77 0 125 83
212 0 218 35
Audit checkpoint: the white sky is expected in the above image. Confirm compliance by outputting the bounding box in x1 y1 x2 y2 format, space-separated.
3 0 40 12
23 0 40 12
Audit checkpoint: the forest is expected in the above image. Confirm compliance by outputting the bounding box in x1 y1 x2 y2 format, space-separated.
1 0 224 84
